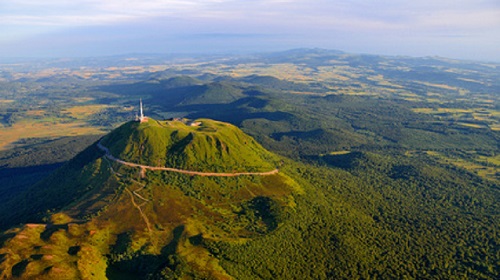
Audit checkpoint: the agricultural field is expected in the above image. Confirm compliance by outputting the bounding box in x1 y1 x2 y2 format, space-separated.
425 151 500 183
0 49 499 279
1 49 499 167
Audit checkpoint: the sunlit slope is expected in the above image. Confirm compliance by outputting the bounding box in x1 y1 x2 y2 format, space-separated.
101 118 278 172
0 118 298 279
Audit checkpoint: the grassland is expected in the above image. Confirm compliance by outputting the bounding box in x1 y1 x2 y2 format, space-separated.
425 151 499 183
0 103 132 150
102 118 279 173
0 118 298 278
1 50 499 152
63 104 114 119
411 107 500 132
0 50 499 279
0 119 104 150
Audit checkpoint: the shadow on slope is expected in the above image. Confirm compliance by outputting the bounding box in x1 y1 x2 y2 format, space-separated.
106 225 188 279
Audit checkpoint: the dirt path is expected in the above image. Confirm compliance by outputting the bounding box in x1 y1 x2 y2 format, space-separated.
125 188 152 233
97 141 279 177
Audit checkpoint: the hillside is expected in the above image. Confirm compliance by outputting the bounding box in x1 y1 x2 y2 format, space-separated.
0 118 298 279
101 118 277 173
0 50 499 279
1 119 498 280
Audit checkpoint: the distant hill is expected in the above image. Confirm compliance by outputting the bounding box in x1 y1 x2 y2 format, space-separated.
1 49 499 279
177 82 246 105
153 76 203 89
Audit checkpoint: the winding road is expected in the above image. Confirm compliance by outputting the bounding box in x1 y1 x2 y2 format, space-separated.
97 141 279 177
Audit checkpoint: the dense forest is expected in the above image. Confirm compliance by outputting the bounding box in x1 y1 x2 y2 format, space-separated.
0 49 498 279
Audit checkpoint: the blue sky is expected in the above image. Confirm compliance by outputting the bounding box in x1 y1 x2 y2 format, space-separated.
1 0 499 61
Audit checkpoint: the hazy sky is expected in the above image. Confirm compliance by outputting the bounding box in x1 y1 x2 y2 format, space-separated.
1 0 499 61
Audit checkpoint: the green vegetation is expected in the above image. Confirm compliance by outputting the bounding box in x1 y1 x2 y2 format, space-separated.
0 117 297 279
0 49 499 279
102 118 278 172
0 135 102 204
209 155 499 279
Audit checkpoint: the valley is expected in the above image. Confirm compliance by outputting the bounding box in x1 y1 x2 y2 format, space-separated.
0 49 499 279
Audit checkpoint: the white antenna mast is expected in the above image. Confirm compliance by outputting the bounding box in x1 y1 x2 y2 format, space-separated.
137 98 147 122
140 98 144 120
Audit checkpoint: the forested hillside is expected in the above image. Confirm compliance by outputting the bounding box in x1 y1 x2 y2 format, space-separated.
0 49 498 279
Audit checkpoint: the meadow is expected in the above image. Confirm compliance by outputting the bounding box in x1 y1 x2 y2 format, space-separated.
0 49 498 278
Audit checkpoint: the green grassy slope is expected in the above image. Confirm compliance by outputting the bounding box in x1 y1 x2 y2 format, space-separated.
0 118 297 279
101 118 278 172
0 143 118 229
1 49 499 279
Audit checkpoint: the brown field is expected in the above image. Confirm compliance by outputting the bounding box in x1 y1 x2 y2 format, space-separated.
412 107 500 132
0 120 104 150
490 125 500 131
327 151 351 155
231 63 314 81
412 108 474 114
457 123 486 129
24 110 46 117
72 97 95 103
417 81 459 90
63 105 112 119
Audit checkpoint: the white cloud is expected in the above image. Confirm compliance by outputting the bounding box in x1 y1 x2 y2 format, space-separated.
2 0 499 30
1 0 197 25
0 0 499 59
418 9 500 30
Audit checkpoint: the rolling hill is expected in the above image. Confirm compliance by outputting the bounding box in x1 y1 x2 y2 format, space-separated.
0 50 499 279
0 118 298 279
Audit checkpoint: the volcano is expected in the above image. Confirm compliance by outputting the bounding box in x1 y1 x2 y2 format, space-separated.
0 118 300 279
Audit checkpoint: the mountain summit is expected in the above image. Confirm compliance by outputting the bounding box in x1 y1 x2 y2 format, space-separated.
100 118 278 173
0 118 299 279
